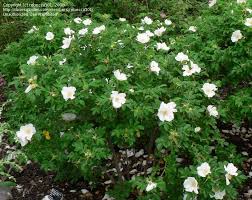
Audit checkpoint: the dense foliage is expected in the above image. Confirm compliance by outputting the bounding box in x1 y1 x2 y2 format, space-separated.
0 0 251 199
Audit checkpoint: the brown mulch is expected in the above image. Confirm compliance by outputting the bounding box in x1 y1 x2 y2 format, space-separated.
11 163 102 200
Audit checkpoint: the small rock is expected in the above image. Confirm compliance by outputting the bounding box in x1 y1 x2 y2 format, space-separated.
119 150 126 154
81 189 89 194
132 161 141 168
222 130 229 133
135 149 144 158
142 160 147 166
41 195 50 200
129 169 138 174
244 193 251 198
124 160 131 165
102 194 115 200
242 151 249 156
106 168 116 173
126 149 134 157
104 180 112 185
241 127 247 133
70 190 76 193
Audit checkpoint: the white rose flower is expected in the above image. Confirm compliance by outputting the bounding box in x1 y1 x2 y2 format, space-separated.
237 0 246 3
59 58 66 65
61 37 73 49
141 16 153 25
16 124 36 146
182 65 194 76
136 32 150 44
74 17 82 24
93 25 106 35
150 61 160 75
209 0 217 7
119 18 126 22
138 26 145 31
92 28 101 35
79 28 88 36
194 127 201 133
211 190 226 199
246 8 252 14
27 55 38 65
175 52 189 62
183 177 199 194
231 30 243 42
64 27 75 35
190 61 201 73
197 162 211 177
61 86 76 101
207 105 218 117
245 18 252 27
164 19 172 26
224 163 238 185
146 181 157 192
202 83 217 98
224 163 238 176
28 29 34 34
83 18 92 25
111 91 126 109
62 113 77 121
225 174 232 185
154 26 166 36
45 32 54 40
189 26 197 32
113 70 127 81
157 102 177 122
145 30 154 37
156 42 170 51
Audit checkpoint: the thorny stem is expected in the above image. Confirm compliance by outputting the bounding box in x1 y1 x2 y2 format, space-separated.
144 127 159 176
107 133 124 182
147 127 159 155
125 150 131 180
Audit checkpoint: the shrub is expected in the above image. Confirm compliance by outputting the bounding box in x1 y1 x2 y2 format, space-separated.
1 1 250 199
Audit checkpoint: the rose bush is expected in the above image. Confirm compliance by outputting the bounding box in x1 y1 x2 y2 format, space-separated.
0 0 251 199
